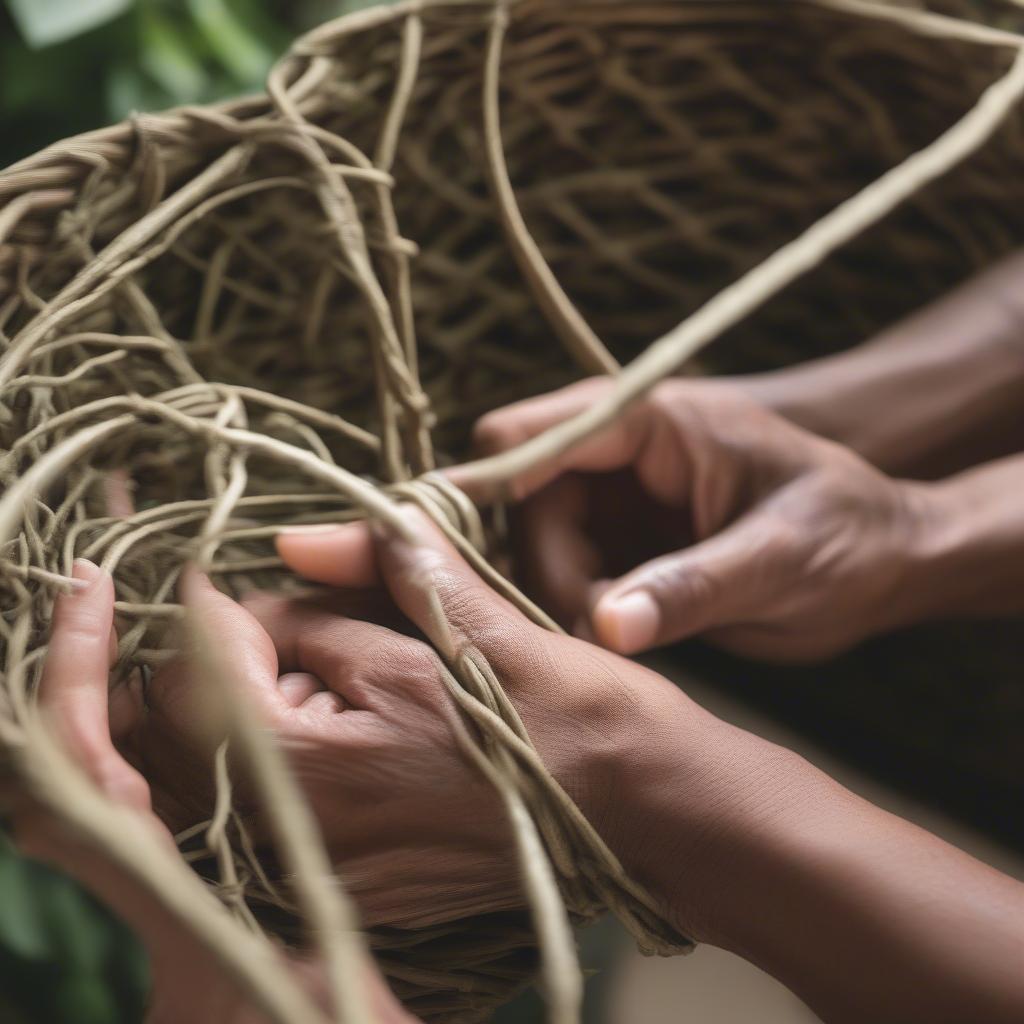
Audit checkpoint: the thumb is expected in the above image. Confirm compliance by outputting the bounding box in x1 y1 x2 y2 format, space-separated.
591 517 778 654
36 559 151 812
277 510 531 661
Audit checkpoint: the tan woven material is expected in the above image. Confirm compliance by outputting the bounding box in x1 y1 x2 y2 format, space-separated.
2 2 1024 1022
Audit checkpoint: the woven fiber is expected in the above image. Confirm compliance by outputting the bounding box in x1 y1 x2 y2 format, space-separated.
2 2 1023 1022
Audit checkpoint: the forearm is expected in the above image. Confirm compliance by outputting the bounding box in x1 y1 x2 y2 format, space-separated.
610 688 1024 1024
736 250 1024 478
705 767 1024 1024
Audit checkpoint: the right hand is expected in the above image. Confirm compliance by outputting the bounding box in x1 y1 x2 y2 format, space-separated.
122 522 696 931
274 509 809 943
453 377 936 662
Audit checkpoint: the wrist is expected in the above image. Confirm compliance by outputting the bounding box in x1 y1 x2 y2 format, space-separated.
859 477 952 632
731 368 838 441
731 251 1024 477
896 460 1024 622
597 669 835 944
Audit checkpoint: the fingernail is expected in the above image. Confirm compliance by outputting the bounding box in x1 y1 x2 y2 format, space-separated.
598 591 659 653
277 523 346 536
71 559 103 590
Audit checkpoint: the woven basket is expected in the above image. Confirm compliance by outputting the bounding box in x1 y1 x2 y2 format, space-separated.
2 2 1024 1022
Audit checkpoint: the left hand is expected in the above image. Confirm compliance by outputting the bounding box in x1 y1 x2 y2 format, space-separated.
450 378 936 662
12 559 413 1024
127 576 523 930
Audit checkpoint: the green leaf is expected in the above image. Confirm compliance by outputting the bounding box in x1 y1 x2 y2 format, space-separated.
139 7 208 103
6 0 134 48
40 876 112 974
56 970 118 1024
0 843 51 961
187 0 276 84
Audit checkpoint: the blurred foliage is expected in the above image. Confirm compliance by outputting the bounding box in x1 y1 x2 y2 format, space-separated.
0 832 149 1023
0 0 384 168
1 5 387 1020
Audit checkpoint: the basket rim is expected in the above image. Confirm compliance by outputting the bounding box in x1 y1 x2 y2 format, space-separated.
3 0 1021 189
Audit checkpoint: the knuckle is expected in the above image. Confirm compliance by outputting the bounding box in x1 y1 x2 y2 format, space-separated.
404 638 444 679
472 412 518 455
435 578 508 650
744 521 803 595
378 634 443 686
89 750 144 804
674 564 720 616
240 590 291 619
110 766 150 811
648 559 717 611
761 512 805 556
648 380 694 422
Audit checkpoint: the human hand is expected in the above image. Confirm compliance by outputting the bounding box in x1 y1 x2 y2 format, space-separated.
279 512 1024 1024
135 577 525 930
453 377 936 662
20 536 677 938
14 560 413 1024
272 507 810 942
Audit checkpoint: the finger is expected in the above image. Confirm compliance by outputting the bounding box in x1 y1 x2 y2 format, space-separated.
38 559 149 810
516 476 599 628
591 514 782 653
243 594 434 711
446 378 653 502
277 672 324 707
704 622 850 665
180 568 279 686
473 379 613 453
278 509 531 663
108 671 145 741
40 562 117 768
274 526 377 589
242 592 366 672
103 469 136 518
242 586 408 633
378 509 541 665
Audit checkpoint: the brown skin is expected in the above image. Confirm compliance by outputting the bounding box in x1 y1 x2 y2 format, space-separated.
19 257 1024 1022
17 560 413 1024
276 512 1024 1024
738 248 1024 478
137 579 524 930
456 375 1024 661
20 511 1024 1024
456 377 931 660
